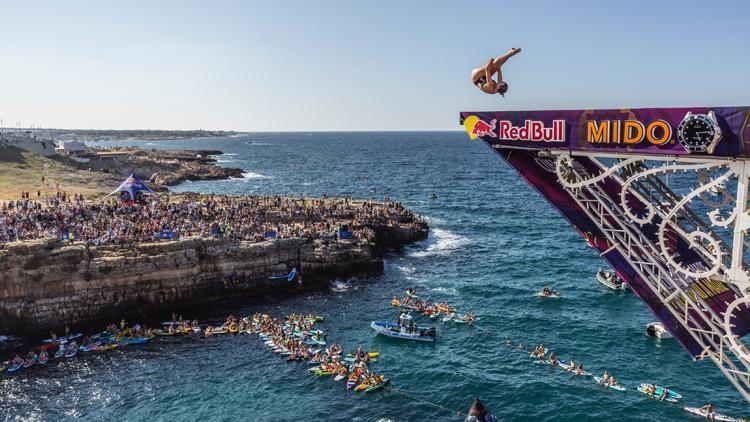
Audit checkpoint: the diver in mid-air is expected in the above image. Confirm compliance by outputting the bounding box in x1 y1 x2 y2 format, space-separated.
470 47 521 96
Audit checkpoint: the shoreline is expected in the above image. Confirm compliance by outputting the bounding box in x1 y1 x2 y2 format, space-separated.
0 196 428 336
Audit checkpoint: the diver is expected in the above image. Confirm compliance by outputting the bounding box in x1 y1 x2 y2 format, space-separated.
470 47 521 96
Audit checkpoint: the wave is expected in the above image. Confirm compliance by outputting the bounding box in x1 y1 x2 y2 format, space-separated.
410 228 469 258
216 159 237 163
230 171 272 181
222 153 238 156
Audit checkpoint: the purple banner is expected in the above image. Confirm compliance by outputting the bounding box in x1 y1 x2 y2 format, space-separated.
461 107 750 158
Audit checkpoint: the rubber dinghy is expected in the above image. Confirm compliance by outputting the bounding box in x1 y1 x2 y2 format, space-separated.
370 321 436 342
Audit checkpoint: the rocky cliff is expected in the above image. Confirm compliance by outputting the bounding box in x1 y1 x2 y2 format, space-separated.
0 223 427 335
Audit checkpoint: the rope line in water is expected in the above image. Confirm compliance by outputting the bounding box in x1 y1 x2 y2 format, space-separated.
387 386 464 417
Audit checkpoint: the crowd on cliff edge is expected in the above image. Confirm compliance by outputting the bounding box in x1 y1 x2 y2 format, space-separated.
0 192 424 246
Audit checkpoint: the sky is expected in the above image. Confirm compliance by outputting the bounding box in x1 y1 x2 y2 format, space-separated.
0 0 749 131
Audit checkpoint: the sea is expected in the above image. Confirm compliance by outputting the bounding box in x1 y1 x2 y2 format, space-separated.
1 132 747 421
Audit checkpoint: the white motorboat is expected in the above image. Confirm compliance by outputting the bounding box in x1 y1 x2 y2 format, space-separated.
596 269 626 290
646 322 673 339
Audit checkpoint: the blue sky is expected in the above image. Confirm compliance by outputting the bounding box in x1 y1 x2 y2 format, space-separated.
0 1 748 131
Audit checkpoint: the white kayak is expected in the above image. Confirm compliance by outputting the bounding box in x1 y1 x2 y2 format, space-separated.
684 406 736 422
596 269 626 290
536 292 561 299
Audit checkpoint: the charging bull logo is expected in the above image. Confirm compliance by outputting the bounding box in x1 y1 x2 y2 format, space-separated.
463 115 497 140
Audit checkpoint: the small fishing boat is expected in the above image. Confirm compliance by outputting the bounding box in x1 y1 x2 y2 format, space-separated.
596 269 626 290
370 321 436 342
646 322 673 339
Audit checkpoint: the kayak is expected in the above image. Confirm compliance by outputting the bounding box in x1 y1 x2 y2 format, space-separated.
314 370 335 376
536 292 561 298
684 407 736 422
355 382 370 392
156 331 176 336
42 333 82 343
334 374 346 382
54 347 66 359
637 386 678 403
347 375 359 390
22 357 36 368
346 352 379 358
64 344 79 358
80 341 103 352
7 362 23 372
365 379 390 393
593 376 625 391
638 384 683 399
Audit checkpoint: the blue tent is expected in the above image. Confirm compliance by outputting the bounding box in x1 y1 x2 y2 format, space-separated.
106 173 155 199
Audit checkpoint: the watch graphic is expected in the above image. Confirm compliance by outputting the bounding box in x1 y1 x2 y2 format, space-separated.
677 111 723 154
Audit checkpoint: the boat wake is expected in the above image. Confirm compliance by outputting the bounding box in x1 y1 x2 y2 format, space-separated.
410 228 469 258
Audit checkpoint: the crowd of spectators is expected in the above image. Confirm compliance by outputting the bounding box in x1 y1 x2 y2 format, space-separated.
0 191 425 247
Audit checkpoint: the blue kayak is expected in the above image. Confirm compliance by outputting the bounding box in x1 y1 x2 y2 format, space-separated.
370 321 436 342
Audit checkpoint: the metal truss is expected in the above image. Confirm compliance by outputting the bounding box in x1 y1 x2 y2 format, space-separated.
549 150 750 402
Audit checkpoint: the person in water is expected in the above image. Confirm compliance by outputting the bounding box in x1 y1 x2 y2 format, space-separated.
470 48 521 96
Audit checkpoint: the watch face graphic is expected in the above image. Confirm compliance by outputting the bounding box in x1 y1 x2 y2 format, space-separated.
677 113 721 153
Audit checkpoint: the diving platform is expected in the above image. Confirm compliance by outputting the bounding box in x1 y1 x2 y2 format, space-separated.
461 107 750 402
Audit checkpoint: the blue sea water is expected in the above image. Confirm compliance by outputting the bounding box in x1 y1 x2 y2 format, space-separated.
2 132 748 421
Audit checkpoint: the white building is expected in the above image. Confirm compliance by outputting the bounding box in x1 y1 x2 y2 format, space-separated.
55 140 90 163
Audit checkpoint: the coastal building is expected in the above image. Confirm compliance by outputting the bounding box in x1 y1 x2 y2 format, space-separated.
54 140 91 163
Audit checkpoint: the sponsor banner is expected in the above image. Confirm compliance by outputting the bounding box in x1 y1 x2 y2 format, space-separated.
488 147 750 357
461 107 750 157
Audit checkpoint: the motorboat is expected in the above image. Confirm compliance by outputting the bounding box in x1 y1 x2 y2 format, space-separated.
370 321 436 342
596 269 626 290
646 322 673 339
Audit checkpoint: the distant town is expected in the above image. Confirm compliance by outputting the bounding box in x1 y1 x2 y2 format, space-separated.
0 127 240 142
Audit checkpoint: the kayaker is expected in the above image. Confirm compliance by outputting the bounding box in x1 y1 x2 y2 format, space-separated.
542 286 553 296
119 319 126 330
647 384 656 399
64 325 71 336
12 354 22 364
599 371 609 385
548 351 557 366
49 331 58 342
566 360 576 372
608 376 619 387
576 363 585 376
700 403 716 421
657 387 668 402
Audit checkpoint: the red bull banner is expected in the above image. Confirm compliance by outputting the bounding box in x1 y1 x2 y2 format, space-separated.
461 107 750 158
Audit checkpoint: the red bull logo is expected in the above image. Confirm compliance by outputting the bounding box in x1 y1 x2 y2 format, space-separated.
497 120 566 143
463 116 496 140
464 115 565 143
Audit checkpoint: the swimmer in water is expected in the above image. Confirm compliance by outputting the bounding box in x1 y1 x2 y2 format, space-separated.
470 47 521 96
